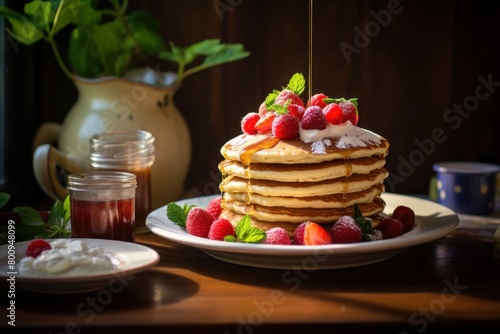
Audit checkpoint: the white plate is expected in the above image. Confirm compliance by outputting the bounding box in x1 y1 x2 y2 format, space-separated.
146 193 459 270
0 239 159 294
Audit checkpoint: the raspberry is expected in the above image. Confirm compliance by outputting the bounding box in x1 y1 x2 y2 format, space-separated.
330 216 362 243
274 89 304 107
206 196 222 219
303 221 331 245
322 103 343 125
392 206 415 232
255 112 276 134
208 218 235 241
272 114 299 139
338 99 359 125
300 106 327 130
293 222 308 245
376 218 403 239
26 239 51 258
186 207 215 238
241 112 260 135
287 104 305 120
307 93 329 109
263 227 292 245
258 102 268 116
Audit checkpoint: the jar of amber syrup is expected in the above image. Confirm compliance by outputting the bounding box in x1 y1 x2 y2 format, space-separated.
68 171 137 242
90 130 155 234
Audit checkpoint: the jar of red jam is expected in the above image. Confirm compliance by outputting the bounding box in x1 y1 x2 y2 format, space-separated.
68 171 137 242
89 130 155 234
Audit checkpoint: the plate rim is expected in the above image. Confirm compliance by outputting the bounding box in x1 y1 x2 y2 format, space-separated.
146 193 459 258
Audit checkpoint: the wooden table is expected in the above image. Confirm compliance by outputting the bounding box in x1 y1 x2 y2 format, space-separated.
3 225 500 334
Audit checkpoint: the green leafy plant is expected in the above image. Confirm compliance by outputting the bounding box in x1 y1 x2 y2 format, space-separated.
0 0 249 84
0 192 71 244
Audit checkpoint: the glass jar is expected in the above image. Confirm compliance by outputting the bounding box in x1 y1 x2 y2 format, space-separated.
68 171 137 242
89 130 155 234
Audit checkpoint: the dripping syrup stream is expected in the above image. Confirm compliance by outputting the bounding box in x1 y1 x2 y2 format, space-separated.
308 0 313 100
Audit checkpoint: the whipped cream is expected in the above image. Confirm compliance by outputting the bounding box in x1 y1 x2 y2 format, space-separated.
299 122 355 143
20 239 115 276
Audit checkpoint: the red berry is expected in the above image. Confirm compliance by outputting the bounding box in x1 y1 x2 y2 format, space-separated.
322 103 344 125
241 112 260 135
338 99 359 125
300 106 327 130
303 222 332 245
377 218 403 239
307 93 329 109
263 227 292 245
206 196 222 219
293 222 308 245
274 89 304 107
258 102 268 116
330 216 363 243
272 114 299 139
392 206 415 232
208 218 235 241
255 112 276 134
186 207 215 238
26 239 51 258
287 104 305 120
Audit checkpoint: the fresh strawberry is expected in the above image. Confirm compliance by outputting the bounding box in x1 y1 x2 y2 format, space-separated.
25 239 51 258
208 218 236 241
338 98 359 125
206 196 223 219
272 114 299 139
274 89 304 107
258 102 268 116
330 216 363 243
287 104 305 120
186 207 215 238
241 112 260 135
255 112 276 134
303 222 332 245
376 218 403 239
263 227 292 245
322 103 343 125
300 106 327 130
392 206 415 232
293 222 308 245
307 93 329 109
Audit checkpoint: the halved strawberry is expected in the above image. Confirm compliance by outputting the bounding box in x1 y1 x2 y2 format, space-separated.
303 222 332 245
255 112 276 134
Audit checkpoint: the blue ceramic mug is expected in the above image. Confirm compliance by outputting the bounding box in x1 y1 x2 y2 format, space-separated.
433 162 500 215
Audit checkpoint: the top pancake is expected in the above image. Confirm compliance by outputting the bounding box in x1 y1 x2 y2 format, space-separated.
221 126 389 164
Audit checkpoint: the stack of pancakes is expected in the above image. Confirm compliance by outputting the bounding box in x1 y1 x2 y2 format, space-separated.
218 126 390 235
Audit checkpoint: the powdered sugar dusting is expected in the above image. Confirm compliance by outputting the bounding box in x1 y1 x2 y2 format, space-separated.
311 139 332 154
337 127 382 148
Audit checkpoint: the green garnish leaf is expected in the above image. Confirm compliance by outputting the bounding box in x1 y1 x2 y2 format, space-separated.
268 100 290 114
0 192 10 210
224 235 236 242
353 203 374 241
166 202 195 227
286 73 305 96
235 215 265 243
12 206 46 226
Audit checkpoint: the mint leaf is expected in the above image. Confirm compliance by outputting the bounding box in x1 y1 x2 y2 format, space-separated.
0 192 10 210
235 215 265 243
353 203 374 241
166 202 195 227
268 100 290 114
12 206 46 226
286 73 305 96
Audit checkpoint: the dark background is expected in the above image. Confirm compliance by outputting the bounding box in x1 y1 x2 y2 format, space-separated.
2 0 500 209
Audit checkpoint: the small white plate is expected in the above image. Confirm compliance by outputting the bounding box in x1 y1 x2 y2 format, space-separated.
0 239 159 294
146 193 459 270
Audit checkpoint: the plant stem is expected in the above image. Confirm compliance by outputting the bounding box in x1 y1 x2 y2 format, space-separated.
48 37 74 81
